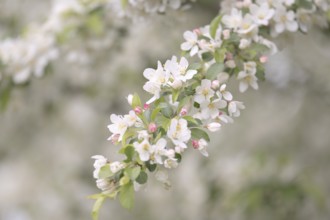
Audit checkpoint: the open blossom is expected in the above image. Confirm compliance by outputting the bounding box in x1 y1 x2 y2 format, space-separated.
107 114 128 142
206 122 221 132
134 139 152 162
237 14 257 35
109 161 125 173
200 99 227 119
273 6 298 34
228 101 245 117
143 61 169 103
181 30 199 56
249 3 275 26
222 8 243 30
149 138 167 164
237 61 259 92
165 56 197 82
167 118 191 151
92 155 108 179
218 84 233 101
194 79 215 104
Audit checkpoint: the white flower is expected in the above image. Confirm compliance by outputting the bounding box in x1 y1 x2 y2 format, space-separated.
200 99 227 119
91 155 108 179
237 14 257 35
181 31 199 56
237 61 259 92
134 139 152 162
109 161 125 173
149 138 167 164
218 84 233 101
218 111 234 124
228 101 245 117
164 158 179 169
138 130 149 140
197 139 209 157
222 8 243 30
249 3 275 26
143 61 169 103
206 122 221 132
123 110 138 127
167 118 191 150
96 179 113 191
107 114 128 142
273 7 298 34
165 56 197 82
194 79 214 104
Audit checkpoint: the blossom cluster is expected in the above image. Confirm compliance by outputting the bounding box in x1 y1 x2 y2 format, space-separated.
0 0 195 88
90 0 330 217
109 0 197 20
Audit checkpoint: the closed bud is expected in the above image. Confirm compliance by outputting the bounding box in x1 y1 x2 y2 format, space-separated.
180 108 188 116
211 80 220 90
144 103 150 110
148 123 157 133
134 106 143 115
260 55 268 63
192 140 199 149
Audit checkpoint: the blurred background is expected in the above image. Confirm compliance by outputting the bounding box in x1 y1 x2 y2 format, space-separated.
1 0 330 220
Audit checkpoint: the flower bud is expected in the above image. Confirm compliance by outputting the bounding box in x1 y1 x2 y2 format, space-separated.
193 28 201 35
148 123 157 133
134 106 143 115
211 80 220 90
206 122 221 132
260 55 268 63
180 108 188 116
143 103 150 110
127 94 133 105
225 60 236 69
192 140 199 149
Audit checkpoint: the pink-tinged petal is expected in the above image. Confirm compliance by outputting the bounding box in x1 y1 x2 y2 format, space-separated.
223 91 233 101
183 31 197 41
190 45 199 56
286 21 298 32
239 81 249 93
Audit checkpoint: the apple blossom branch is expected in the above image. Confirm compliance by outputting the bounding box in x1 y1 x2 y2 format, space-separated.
90 0 329 219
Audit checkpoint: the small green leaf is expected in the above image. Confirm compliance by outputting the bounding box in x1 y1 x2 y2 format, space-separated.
178 96 191 112
189 63 202 70
175 153 182 163
125 167 141 181
201 52 214 62
132 93 142 109
205 63 224 80
124 145 135 162
156 115 171 130
214 48 227 63
146 162 157 172
172 90 180 103
120 175 130 186
136 171 148 184
183 116 200 126
92 196 105 220
98 164 113 179
121 129 136 147
210 15 222 39
119 182 134 209
191 128 210 142
150 108 161 121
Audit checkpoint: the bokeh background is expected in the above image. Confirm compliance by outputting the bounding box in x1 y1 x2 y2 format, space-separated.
1 0 330 220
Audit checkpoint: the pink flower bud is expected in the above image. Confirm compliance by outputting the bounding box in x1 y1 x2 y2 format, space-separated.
193 28 201 35
211 80 220 90
192 140 199 149
134 106 143 115
143 103 150 110
180 108 188 116
226 53 234 60
108 134 120 144
148 123 157 133
260 55 268 63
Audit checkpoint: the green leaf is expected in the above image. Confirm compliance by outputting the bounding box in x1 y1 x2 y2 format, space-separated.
175 153 182 163
132 93 142 109
121 129 136 147
201 52 214 62
172 90 180 103
214 48 227 63
121 0 128 9
119 182 134 209
86 13 103 35
0 83 11 111
189 62 202 70
124 145 135 162
150 107 161 121
178 96 191 112
136 171 148 184
205 63 224 80
183 116 200 126
191 128 210 142
92 196 106 220
156 115 171 130
146 162 157 172
120 175 130 186
210 15 222 39
98 164 113 179
125 167 141 181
